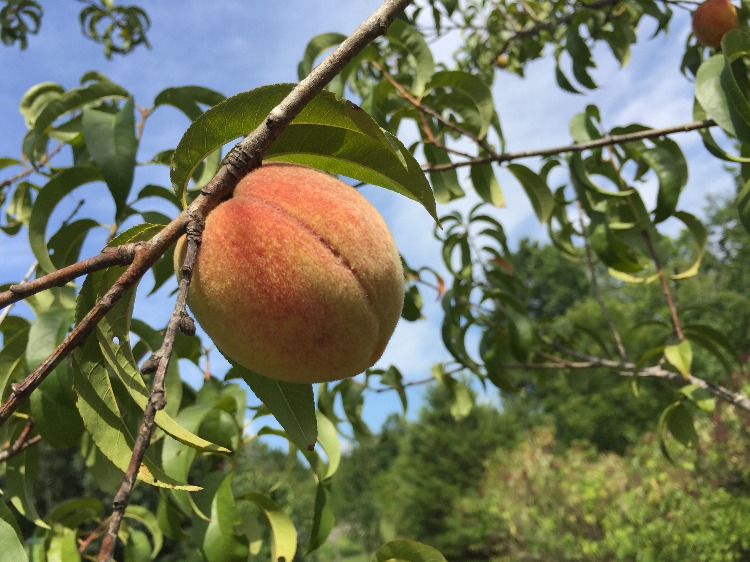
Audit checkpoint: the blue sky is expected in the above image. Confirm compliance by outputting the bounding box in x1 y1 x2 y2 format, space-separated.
0 1 739 432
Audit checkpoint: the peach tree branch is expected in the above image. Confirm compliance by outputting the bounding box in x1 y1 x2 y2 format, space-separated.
0 243 140 310
97 218 202 561
424 118 716 172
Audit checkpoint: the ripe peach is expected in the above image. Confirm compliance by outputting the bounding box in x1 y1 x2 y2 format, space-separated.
175 162 404 383
692 0 739 48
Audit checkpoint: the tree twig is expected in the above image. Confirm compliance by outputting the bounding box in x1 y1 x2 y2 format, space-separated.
0 244 140 309
0 143 64 192
537 345 750 413
78 518 110 555
492 0 623 59
0 261 37 327
374 60 496 156
424 119 716 172
0 418 41 462
642 228 685 341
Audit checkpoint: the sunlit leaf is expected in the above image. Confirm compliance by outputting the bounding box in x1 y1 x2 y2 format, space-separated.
0 519 25 562
204 476 247 562
242 492 298 562
124 505 164 559
664 340 692 379
373 539 448 562
171 84 436 220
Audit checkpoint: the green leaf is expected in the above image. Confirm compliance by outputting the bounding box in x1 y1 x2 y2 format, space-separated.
28 167 102 275
470 162 504 207
0 322 29 402
241 492 297 562
19 81 65 128
664 340 692 379
426 71 495 139
0 157 21 171
638 140 688 223
507 163 554 223
297 32 347 80
401 284 423 321
161 404 216 483
170 84 437 221
28 305 82 448
0 500 22 543
124 529 152 562
45 497 103 528
444 376 473 421
82 96 137 216
386 19 434 97
6 433 48 528
29 78 129 160
339 379 371 440
1 181 33 236
569 153 634 201
683 323 735 374
379 366 408 414
679 385 716 414
719 30 750 140
555 60 582 95
231 365 317 451
507 309 534 362
153 85 225 121
0 519 26 562
73 337 198 490
569 106 601 143
666 402 699 449
423 142 464 203
671 211 707 280
48 219 101 269
80 433 123 493
738 177 750 235
124 505 163 559
695 52 750 140
373 539 448 562
588 215 645 274
47 529 80 562
156 493 188 541
315 412 341 481
305 481 334 554
92 267 230 454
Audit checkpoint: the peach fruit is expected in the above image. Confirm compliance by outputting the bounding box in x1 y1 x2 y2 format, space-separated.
692 0 739 48
175 162 404 384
